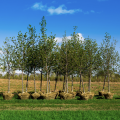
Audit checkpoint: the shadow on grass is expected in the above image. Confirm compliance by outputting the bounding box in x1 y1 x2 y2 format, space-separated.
95 95 105 99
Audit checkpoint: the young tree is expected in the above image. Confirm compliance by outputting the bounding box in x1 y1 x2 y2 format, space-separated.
0 37 16 93
11 31 30 93
68 26 88 93
99 32 120 93
59 30 75 93
26 24 38 93
38 16 58 93
23 37 36 92
83 37 102 93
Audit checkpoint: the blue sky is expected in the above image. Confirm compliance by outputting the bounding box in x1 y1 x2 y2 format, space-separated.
0 0 120 76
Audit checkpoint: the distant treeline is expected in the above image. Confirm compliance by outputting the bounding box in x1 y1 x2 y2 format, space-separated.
0 72 120 82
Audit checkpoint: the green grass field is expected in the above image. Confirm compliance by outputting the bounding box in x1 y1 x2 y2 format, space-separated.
0 93 120 120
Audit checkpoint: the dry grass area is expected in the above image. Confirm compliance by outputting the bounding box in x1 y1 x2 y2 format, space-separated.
0 79 120 96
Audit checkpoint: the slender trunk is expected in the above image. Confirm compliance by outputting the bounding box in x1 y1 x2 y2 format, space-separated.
54 71 58 92
102 74 106 91
65 79 67 93
63 75 66 92
79 70 82 91
34 67 36 93
22 69 24 93
26 73 29 92
89 73 91 92
40 70 42 91
71 75 73 92
8 64 10 93
88 68 92 92
47 72 48 93
47 71 48 93
46 58 49 93
66 37 68 93
81 74 85 93
49 73 51 93
108 73 110 92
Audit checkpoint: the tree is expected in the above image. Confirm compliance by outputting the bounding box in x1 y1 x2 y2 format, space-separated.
68 26 88 93
50 45 62 92
11 31 30 93
58 30 75 93
99 32 120 92
38 16 58 93
23 36 36 92
26 24 38 93
0 37 16 93
83 37 102 93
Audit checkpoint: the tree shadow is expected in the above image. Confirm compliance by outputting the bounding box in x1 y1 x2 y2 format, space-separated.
96 95 105 99
115 97 120 99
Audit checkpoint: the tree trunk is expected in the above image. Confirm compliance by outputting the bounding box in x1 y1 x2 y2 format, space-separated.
71 75 73 92
88 68 92 92
26 75 28 92
81 74 85 93
108 73 110 92
47 71 48 93
8 64 10 93
79 70 82 91
54 71 58 92
88 68 91 92
102 74 106 91
49 73 51 93
22 69 24 93
63 75 65 92
66 77 68 93
40 70 42 91
34 68 36 93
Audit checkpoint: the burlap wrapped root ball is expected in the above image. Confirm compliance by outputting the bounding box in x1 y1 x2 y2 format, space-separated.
53 91 59 99
65 93 73 100
59 92 66 100
31 92 40 99
69 91 77 98
99 91 105 97
3 92 14 100
40 92 56 100
76 91 82 96
59 92 73 100
104 92 114 99
18 92 30 100
80 93 89 100
85 92 94 99
38 91 44 96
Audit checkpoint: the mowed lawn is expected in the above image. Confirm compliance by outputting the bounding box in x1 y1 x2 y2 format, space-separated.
0 79 120 120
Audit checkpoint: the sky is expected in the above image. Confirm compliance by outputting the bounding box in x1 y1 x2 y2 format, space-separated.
0 0 120 76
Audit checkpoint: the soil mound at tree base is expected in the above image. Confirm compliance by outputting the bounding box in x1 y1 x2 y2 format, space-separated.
2 92 14 100
18 92 30 100
104 92 114 99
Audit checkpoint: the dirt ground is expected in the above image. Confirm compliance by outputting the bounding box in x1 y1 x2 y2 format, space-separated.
0 79 120 96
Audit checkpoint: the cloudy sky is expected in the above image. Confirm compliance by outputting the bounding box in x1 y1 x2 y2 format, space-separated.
0 0 120 76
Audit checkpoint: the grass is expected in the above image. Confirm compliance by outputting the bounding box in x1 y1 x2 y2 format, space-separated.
0 110 120 120
0 93 120 119
0 79 120 119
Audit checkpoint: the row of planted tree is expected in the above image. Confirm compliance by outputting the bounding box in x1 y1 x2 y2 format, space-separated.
0 16 120 100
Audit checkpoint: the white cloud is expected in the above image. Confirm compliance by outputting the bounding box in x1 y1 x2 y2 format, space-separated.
0 50 3 54
31 2 47 11
31 2 96 15
47 4 81 15
54 33 85 44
